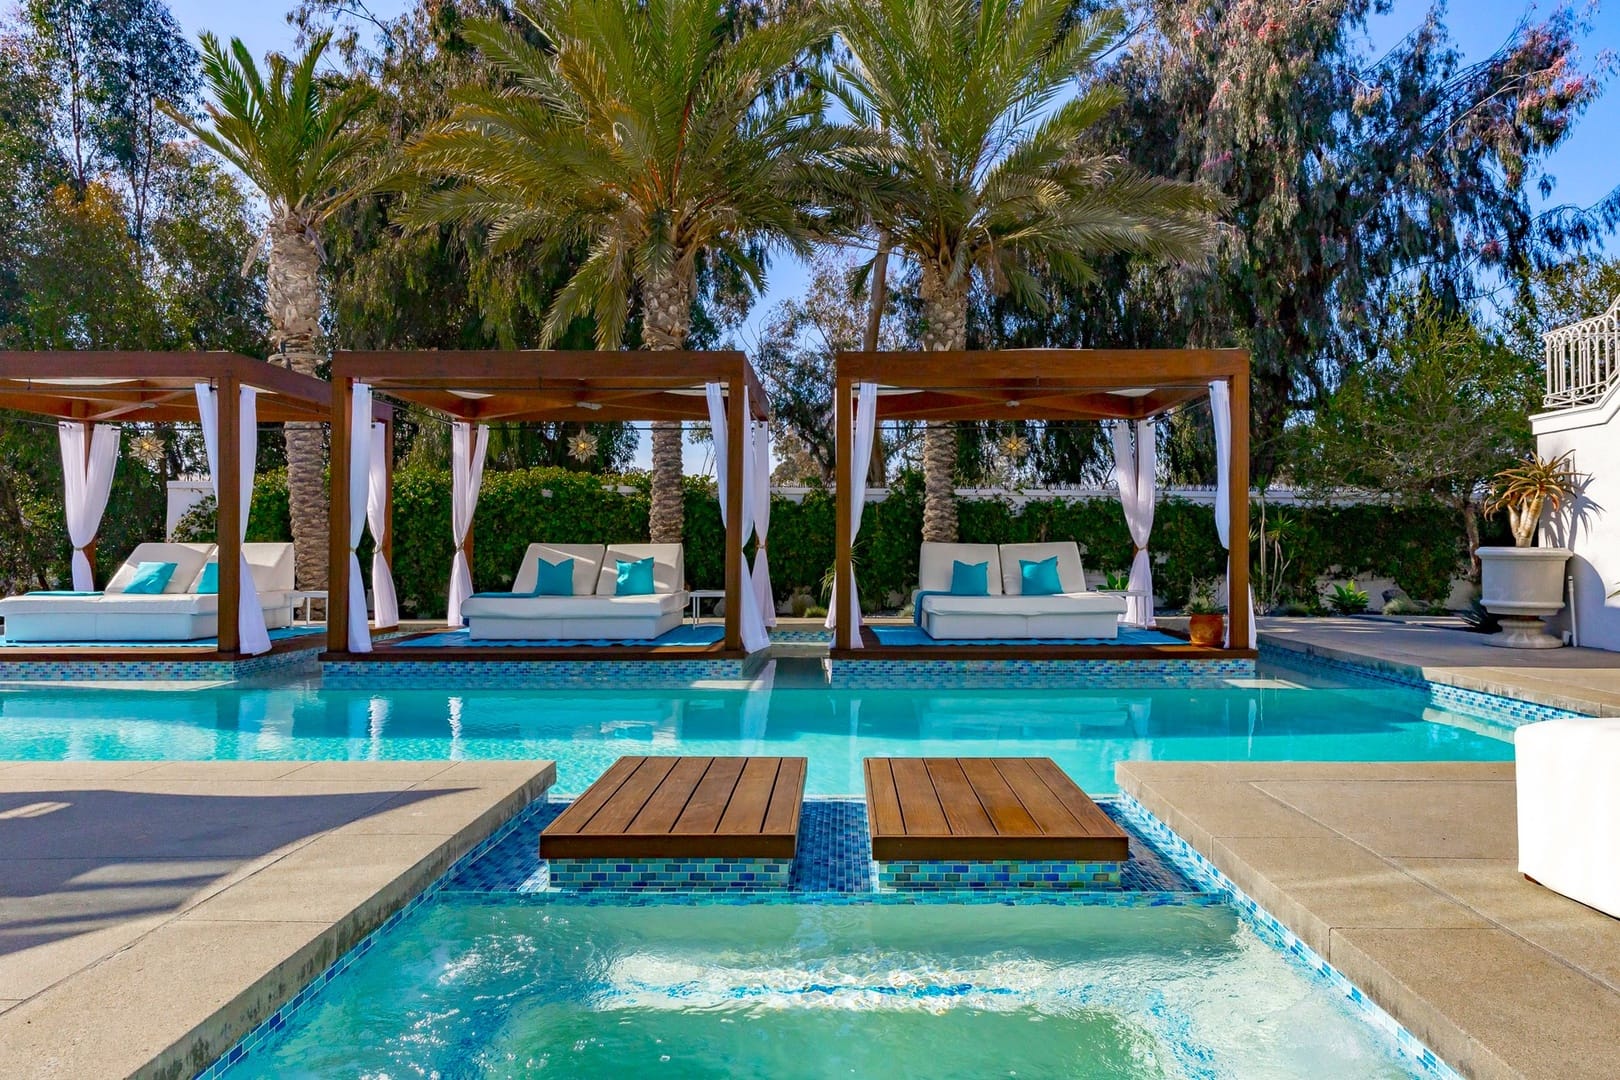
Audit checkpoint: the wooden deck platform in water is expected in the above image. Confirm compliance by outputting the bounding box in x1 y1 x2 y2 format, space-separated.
540 755 806 860
863 757 1129 862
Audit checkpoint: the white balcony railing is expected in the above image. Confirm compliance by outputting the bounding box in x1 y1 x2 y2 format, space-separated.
1544 294 1620 410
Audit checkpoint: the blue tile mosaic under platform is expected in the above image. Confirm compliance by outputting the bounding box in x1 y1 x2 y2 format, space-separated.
0 624 324 650
869 625 1185 647
320 656 748 689
827 655 1256 689
442 795 1200 903
396 624 725 648
548 856 791 891
877 858 1124 890
0 644 317 683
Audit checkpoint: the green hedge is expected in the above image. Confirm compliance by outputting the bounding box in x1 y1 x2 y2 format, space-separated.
238 464 1481 616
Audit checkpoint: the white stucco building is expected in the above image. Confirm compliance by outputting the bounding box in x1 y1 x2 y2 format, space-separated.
1534 295 1620 651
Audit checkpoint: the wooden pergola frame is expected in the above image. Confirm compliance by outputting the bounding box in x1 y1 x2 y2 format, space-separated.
326 350 770 657
0 351 390 657
832 348 1252 656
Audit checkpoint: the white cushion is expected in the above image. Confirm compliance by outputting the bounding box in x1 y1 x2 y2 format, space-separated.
105 543 214 595
242 543 295 593
0 592 218 617
461 591 687 619
1517 718 1620 918
999 542 1086 594
919 593 1126 617
596 544 684 596
510 544 605 596
918 543 1003 594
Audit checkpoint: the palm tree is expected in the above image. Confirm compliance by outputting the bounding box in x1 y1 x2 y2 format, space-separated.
825 0 1225 541
400 0 846 543
161 32 380 591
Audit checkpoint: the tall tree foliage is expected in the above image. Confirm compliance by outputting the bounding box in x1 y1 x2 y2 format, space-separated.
991 0 1609 483
824 0 1224 542
401 0 848 543
162 32 383 592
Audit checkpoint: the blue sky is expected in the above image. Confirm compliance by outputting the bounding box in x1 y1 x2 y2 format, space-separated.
166 0 1618 469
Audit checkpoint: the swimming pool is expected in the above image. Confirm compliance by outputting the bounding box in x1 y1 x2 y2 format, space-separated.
221 901 1423 1078
0 663 1512 794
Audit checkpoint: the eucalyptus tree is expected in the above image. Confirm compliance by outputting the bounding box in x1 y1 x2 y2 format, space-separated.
161 32 381 591
400 0 847 543
824 0 1224 542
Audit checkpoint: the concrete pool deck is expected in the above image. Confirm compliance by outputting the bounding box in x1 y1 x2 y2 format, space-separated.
1259 615 1620 717
1118 760 1620 1080
0 759 555 1080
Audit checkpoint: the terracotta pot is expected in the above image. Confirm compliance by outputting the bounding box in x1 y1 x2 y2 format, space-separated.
1187 613 1225 647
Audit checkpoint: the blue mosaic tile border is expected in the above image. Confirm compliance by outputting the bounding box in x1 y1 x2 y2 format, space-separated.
1112 791 1464 1080
320 657 746 689
195 790 541 1080
828 656 1256 690
877 859 1123 890
0 645 317 684
548 856 790 890
1262 642 1588 728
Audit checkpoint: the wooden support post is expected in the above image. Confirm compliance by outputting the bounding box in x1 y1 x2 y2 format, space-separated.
379 411 396 630
328 375 352 653
1228 363 1252 650
79 421 98 582
834 377 853 650
723 374 746 651
217 375 241 656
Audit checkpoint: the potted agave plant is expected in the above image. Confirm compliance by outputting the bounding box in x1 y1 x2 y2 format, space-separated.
1476 452 1580 649
1184 581 1225 647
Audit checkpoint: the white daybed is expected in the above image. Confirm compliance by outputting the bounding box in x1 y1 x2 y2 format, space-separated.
0 541 296 642
913 541 1127 640
460 542 687 641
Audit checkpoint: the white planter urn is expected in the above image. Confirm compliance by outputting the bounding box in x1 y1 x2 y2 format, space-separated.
1476 546 1573 649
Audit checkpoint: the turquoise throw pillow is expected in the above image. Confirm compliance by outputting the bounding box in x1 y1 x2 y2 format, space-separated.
194 563 219 595
615 557 656 596
1020 556 1063 596
949 559 989 596
124 561 178 595
534 557 574 596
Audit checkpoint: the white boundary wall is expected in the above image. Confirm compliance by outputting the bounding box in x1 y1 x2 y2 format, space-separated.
1534 387 1620 651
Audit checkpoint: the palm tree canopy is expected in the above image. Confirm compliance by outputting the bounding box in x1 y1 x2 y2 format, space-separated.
400 0 856 347
825 0 1225 306
160 31 380 226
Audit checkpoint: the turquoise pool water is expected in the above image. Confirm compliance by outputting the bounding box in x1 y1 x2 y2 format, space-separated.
0 664 1511 794
223 902 1421 1078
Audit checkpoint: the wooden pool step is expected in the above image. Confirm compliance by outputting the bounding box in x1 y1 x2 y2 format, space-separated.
863 756 1129 862
541 755 807 861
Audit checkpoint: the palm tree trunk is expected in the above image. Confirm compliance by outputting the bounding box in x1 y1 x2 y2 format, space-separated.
643 268 695 545
266 215 329 591
919 269 968 543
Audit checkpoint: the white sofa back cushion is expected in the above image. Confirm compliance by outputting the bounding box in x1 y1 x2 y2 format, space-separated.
105 543 214 595
918 543 1003 594
241 543 296 593
511 543 606 596
999 542 1086 594
596 544 684 596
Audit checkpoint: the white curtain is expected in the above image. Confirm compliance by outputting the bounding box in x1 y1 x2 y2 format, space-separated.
193 381 272 655
447 421 489 628
825 382 878 646
750 414 776 627
1110 418 1157 627
345 385 373 653
1210 380 1256 647
706 383 769 653
58 422 120 590
367 421 399 629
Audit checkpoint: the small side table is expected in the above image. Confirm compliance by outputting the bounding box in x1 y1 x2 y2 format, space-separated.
687 589 726 624
289 589 328 624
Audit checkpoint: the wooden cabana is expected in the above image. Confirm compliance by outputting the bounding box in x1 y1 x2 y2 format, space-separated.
0 351 388 658
325 350 771 660
831 348 1252 658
